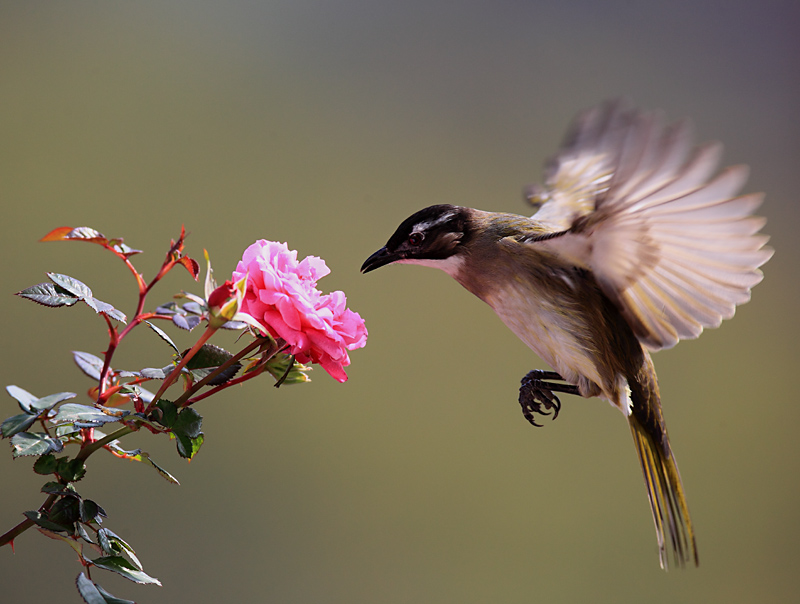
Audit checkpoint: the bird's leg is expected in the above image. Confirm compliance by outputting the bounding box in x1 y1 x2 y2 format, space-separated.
519 370 580 427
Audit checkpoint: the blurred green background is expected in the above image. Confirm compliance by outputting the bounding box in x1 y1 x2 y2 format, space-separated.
1 1 798 602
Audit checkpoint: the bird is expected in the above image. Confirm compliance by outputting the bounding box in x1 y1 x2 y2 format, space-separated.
360 100 773 570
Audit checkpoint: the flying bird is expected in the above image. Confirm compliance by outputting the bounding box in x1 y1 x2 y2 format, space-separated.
361 100 773 569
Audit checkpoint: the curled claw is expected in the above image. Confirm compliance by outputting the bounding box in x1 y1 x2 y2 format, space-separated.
518 370 576 427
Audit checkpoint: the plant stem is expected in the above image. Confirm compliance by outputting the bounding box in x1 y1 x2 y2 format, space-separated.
173 336 279 407
76 425 136 462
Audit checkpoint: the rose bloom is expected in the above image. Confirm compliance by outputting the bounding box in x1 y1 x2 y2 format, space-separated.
232 240 367 382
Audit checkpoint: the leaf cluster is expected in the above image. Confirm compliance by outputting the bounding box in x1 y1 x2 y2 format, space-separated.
1 225 312 603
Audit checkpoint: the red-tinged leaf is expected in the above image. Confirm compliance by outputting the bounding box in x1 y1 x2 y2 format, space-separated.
178 256 200 279
16 283 80 307
40 226 76 242
42 226 108 244
111 242 142 258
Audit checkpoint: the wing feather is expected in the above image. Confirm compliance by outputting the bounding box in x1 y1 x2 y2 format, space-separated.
531 101 773 350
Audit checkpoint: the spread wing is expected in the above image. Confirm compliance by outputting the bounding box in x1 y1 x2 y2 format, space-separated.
530 100 773 350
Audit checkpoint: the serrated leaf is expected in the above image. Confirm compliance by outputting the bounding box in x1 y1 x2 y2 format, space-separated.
53 404 128 428
172 313 201 331
144 321 180 354
185 344 241 385
139 367 168 380
182 301 205 315
1 413 37 438
24 510 72 532
16 282 80 307
34 453 59 474
142 454 180 484
41 226 107 243
57 457 87 482
178 256 200 279
77 572 106 604
86 298 127 323
153 399 178 428
11 432 63 457
97 529 141 570
155 301 179 315
41 480 77 496
80 499 102 524
48 272 93 300
91 556 161 585
31 391 77 412
49 496 81 526
220 320 249 330
73 351 105 380
173 407 202 438
6 385 38 411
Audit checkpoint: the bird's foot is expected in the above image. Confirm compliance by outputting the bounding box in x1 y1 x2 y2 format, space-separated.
518 370 579 427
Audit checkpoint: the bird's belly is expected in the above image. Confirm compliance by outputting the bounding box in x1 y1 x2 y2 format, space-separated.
485 286 605 398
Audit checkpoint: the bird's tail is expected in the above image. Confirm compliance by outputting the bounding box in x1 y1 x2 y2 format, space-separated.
628 367 699 569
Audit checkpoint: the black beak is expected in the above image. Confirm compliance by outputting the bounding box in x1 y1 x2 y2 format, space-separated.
361 246 399 273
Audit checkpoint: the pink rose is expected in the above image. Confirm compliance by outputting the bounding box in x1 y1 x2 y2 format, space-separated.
232 240 367 382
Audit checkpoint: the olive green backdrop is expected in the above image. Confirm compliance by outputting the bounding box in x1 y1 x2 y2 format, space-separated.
2 1 798 602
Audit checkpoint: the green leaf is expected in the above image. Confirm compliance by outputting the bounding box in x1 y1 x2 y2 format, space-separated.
175 432 204 460
97 529 141 569
142 454 180 485
173 407 202 438
153 399 178 428
73 351 105 380
47 272 93 300
10 432 63 457
31 391 77 412
144 320 180 354
80 499 105 524
76 572 106 604
1 413 37 438
91 556 161 585
6 385 38 412
16 282 80 307
34 453 59 474
57 457 87 482
49 496 81 527
266 353 311 385
185 344 241 386
53 403 129 427
24 510 72 532
41 480 76 496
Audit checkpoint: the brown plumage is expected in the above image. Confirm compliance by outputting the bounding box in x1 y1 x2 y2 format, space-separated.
362 100 772 568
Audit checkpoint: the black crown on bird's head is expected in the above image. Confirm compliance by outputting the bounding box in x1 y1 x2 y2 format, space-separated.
361 204 472 273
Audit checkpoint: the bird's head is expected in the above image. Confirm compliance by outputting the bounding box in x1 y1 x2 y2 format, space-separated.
361 204 473 276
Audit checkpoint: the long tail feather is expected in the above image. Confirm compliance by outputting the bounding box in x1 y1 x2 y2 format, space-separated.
625 350 698 569
628 386 698 569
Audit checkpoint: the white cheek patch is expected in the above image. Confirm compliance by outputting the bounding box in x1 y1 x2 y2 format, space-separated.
397 255 465 278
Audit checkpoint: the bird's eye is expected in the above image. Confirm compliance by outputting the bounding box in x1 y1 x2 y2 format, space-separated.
408 233 423 246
